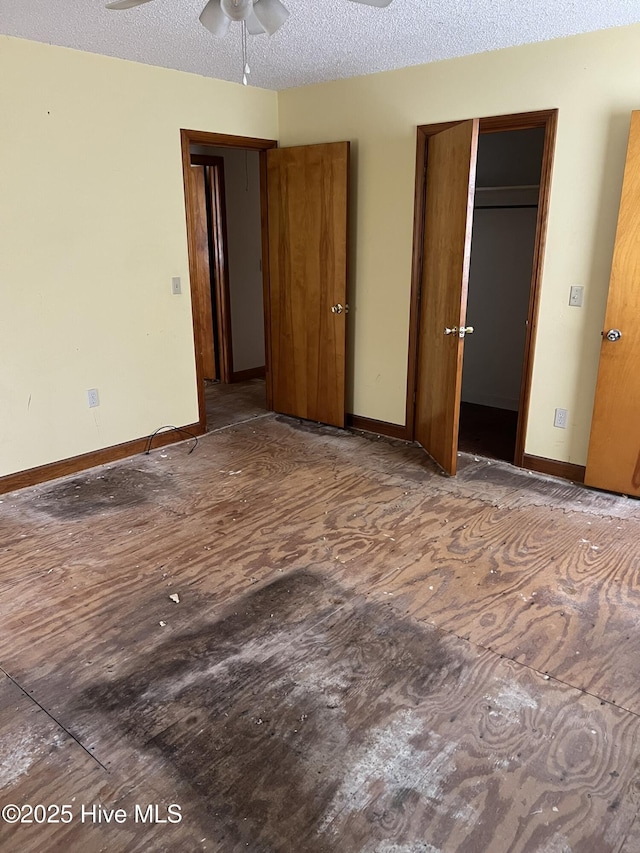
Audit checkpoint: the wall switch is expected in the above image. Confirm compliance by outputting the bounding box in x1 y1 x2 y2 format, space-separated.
87 388 100 408
554 407 568 429
569 285 584 307
171 276 182 295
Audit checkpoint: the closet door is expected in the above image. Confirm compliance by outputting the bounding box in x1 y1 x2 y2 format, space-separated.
414 120 479 475
585 111 640 495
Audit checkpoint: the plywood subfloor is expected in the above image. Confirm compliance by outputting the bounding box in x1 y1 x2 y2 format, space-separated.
205 378 268 432
1 415 639 852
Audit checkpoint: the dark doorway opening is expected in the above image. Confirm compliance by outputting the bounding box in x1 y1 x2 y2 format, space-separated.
458 127 545 462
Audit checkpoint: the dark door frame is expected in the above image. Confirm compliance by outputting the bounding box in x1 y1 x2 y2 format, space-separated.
180 130 277 432
405 109 558 468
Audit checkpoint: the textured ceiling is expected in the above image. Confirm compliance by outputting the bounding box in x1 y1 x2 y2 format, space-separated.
3 0 640 90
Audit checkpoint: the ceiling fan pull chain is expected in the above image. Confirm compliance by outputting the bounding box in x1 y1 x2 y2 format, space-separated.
242 20 250 85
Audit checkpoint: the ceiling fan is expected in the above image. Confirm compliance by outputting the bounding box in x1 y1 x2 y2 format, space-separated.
105 0 393 39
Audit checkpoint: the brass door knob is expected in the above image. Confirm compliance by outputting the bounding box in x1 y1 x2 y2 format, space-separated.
444 326 474 338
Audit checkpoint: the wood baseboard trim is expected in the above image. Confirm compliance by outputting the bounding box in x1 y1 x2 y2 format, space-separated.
0 421 205 495
346 414 411 441
230 366 266 383
522 453 586 483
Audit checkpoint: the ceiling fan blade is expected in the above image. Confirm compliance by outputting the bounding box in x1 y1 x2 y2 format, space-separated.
199 0 231 37
347 0 393 6
246 9 266 35
105 0 155 9
253 0 289 36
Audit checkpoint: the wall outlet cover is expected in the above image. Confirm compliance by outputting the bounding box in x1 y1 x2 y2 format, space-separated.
554 407 568 428
87 388 100 408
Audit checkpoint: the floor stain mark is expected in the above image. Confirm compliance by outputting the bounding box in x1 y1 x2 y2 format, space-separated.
76 570 465 851
30 467 172 519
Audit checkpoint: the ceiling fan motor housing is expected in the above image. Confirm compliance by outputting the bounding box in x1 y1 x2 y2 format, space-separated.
220 0 253 21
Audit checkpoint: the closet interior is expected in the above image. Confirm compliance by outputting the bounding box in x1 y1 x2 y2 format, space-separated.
458 127 546 463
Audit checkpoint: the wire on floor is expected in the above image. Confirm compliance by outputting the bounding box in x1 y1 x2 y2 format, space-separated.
144 425 199 456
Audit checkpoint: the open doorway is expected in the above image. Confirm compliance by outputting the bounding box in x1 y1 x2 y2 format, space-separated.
458 127 545 462
182 130 351 435
183 134 276 432
190 145 268 431
408 110 557 476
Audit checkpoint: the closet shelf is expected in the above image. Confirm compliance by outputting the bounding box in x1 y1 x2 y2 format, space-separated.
474 184 540 210
475 184 540 192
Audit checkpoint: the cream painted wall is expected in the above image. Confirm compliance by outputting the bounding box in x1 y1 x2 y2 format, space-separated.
0 36 277 477
4 26 640 477
277 25 640 465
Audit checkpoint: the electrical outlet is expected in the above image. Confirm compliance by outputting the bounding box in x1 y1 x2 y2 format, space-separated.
569 286 584 307
87 388 100 408
554 407 568 429
171 276 182 295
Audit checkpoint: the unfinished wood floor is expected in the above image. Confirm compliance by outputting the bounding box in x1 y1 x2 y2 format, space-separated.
1 415 640 853
205 379 268 432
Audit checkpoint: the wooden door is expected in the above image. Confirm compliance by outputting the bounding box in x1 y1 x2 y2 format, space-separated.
414 120 479 475
266 142 349 427
188 164 217 381
585 111 640 496
190 154 234 384
207 159 233 384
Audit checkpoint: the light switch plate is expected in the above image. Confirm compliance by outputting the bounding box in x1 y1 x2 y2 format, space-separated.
171 276 182 295
569 285 583 307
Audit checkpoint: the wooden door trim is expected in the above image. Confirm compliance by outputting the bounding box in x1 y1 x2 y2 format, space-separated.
259 147 273 410
406 109 558 468
180 129 277 429
184 130 278 150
